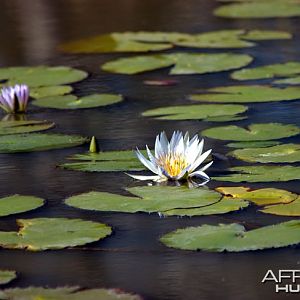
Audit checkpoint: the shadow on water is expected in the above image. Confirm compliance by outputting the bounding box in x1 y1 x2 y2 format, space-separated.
0 0 300 299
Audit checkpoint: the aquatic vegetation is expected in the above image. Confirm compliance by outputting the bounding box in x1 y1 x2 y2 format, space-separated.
0 84 29 114
0 270 16 285
0 120 55 135
261 197 300 216
127 131 213 184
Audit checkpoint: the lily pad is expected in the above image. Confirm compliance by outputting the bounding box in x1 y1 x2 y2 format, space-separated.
142 104 248 120
230 144 300 163
213 165 300 182
274 76 300 85
0 218 111 251
227 141 281 148
0 270 16 285
261 197 300 216
0 287 142 300
240 29 292 40
190 85 300 103
33 94 123 110
0 66 88 88
231 62 300 81
202 123 300 141
216 186 297 206
214 1 300 18
30 85 73 99
0 120 55 135
160 220 300 252
0 195 44 217
0 133 88 153
65 186 222 214
101 53 253 75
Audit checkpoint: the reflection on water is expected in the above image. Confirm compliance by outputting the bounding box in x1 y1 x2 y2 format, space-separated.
0 0 300 299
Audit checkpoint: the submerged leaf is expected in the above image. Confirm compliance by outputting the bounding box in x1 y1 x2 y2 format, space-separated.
33 94 123 109
0 218 111 251
0 270 16 285
0 133 88 153
0 195 44 217
0 120 55 135
160 220 300 252
190 85 300 103
142 104 247 120
226 141 281 148
101 53 252 75
202 123 300 141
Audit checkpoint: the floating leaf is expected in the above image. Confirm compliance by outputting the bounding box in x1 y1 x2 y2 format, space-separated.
216 186 297 206
214 2 300 18
162 197 249 216
0 218 111 251
274 76 300 85
0 66 88 88
0 195 44 217
0 133 88 153
33 94 123 110
160 220 300 252
101 53 253 75
213 165 300 182
240 29 292 40
261 197 300 216
202 123 300 141
0 120 55 135
230 144 300 163
190 85 300 103
143 79 179 86
227 140 281 148
65 186 221 214
142 104 247 120
0 286 142 300
231 62 300 81
30 85 73 99
0 270 16 285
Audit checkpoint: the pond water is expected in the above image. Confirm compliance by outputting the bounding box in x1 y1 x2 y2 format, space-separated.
0 0 300 299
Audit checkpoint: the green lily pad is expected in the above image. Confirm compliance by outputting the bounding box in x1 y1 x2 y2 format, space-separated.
33 94 123 110
30 85 73 99
190 85 300 103
65 186 222 214
160 220 300 252
0 195 44 217
0 133 88 153
0 120 55 135
230 144 300 163
213 165 300 182
101 53 253 75
216 186 297 206
0 287 142 300
231 62 300 81
274 76 300 85
0 218 111 251
261 197 300 216
162 197 249 216
214 1 300 18
0 270 16 285
202 123 300 141
240 29 292 40
0 66 88 88
227 141 281 148
142 104 248 120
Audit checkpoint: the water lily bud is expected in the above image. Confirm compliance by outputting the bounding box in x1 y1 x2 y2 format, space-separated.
89 136 98 153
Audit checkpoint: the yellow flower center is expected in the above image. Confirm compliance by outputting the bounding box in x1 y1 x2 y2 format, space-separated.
158 153 189 177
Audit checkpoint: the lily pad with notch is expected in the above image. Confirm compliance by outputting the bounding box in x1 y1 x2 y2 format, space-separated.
0 120 55 135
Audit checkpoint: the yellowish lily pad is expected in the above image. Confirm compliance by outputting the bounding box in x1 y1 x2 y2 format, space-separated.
261 197 300 216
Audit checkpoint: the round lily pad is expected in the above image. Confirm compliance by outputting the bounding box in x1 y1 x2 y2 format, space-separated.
0 270 16 285
190 85 300 103
0 66 88 88
261 197 300 216
226 141 281 148
213 165 300 182
0 195 44 217
30 85 73 99
33 94 123 110
0 218 112 251
202 123 300 141
142 104 248 120
160 220 300 252
230 144 300 163
65 186 222 214
0 133 88 153
101 53 253 75
0 120 55 135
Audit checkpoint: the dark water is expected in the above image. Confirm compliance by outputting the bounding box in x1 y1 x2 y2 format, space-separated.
0 0 300 299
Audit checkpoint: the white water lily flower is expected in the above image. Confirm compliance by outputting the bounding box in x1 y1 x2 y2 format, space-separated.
127 131 213 184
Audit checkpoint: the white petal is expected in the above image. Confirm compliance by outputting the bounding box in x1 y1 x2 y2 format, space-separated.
126 173 163 181
189 170 210 180
199 161 213 172
189 149 212 173
135 148 160 174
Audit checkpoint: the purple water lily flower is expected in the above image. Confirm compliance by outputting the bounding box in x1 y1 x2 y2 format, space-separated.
0 84 30 114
